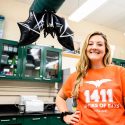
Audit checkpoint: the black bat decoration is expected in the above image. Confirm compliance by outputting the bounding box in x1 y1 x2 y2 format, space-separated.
17 10 74 50
17 11 43 46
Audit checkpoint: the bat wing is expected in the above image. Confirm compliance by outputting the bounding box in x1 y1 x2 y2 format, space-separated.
17 11 45 46
17 22 40 46
101 79 112 83
98 79 112 87
55 15 74 50
85 81 97 87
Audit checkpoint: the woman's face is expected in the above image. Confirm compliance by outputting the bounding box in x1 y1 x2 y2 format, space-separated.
86 35 106 64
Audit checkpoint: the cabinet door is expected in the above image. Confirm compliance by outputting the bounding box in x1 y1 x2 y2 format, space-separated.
23 116 48 125
22 45 43 81
0 117 22 125
112 58 125 67
120 62 125 67
42 47 62 82
49 115 67 125
0 39 21 79
112 58 120 66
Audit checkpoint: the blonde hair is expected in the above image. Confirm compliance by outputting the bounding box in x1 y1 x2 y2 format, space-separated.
72 31 112 98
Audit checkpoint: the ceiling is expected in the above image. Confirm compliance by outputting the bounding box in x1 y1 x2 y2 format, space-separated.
58 0 125 33
18 0 125 33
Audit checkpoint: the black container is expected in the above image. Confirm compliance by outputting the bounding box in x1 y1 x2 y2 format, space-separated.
44 103 55 112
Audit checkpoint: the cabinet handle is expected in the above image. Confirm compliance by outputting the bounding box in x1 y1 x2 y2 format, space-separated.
32 118 40 120
34 78 41 80
12 118 16 120
43 117 47 119
0 76 6 77
43 78 51 80
1 119 10 122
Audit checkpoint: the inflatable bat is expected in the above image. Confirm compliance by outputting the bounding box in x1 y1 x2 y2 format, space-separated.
17 0 74 50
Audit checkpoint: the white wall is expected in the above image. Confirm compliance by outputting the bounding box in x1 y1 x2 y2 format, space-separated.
0 80 57 104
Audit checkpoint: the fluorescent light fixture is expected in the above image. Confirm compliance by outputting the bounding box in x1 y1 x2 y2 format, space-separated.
68 0 107 22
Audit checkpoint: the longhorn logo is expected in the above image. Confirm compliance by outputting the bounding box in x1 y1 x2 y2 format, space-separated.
85 79 112 88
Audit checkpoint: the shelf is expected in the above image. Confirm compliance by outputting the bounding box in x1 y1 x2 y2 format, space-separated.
25 63 35 68
62 52 80 59
46 56 58 59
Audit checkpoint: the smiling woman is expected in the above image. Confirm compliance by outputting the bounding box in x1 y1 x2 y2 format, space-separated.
56 31 125 125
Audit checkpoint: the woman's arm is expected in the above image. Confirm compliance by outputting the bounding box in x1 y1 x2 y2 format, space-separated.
56 88 69 112
56 88 80 124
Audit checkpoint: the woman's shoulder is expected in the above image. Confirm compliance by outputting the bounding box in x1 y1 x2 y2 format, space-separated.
108 64 125 71
66 71 80 82
69 71 78 78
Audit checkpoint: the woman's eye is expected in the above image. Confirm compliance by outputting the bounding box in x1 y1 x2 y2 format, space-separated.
88 43 93 45
98 44 103 46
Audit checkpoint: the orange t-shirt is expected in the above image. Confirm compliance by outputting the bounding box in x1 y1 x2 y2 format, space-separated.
62 65 125 125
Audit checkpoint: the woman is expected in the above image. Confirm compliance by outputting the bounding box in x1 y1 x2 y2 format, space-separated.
56 31 125 125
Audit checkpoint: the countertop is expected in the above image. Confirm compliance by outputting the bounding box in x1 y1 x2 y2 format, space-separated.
0 104 60 118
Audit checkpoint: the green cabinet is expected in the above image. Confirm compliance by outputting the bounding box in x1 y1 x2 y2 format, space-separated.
112 58 125 67
21 45 43 81
42 47 62 82
23 116 48 125
23 115 66 125
21 45 62 82
49 115 66 125
0 117 23 125
0 115 67 125
0 39 22 79
0 39 62 82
